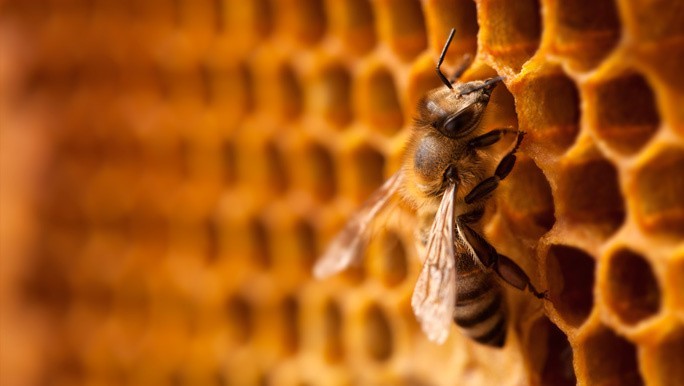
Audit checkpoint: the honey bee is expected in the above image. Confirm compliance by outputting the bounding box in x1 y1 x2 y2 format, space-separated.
313 29 545 346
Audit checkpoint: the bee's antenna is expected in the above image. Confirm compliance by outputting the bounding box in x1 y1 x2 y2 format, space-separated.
459 76 505 96
436 28 456 90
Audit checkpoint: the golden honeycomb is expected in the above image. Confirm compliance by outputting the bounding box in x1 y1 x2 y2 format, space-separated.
1 0 684 385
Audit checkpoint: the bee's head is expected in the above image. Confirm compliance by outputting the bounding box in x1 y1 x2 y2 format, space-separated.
408 77 503 195
419 76 502 139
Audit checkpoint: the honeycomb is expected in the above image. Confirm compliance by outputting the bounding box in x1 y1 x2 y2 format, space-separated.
1 0 683 385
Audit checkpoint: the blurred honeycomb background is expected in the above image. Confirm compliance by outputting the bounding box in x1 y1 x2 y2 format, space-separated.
1 0 683 385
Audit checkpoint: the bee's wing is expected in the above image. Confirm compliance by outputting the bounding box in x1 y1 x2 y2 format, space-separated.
411 183 457 344
313 172 403 279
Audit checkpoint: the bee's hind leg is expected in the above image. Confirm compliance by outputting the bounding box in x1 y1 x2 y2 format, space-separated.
457 214 547 299
494 254 547 299
464 131 525 204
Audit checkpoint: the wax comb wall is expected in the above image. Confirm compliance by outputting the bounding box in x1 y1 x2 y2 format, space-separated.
1 0 683 385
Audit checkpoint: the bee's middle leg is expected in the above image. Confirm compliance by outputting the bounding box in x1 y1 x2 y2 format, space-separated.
464 131 525 204
457 213 546 299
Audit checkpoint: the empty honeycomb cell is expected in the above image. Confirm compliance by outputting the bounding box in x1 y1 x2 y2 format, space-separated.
307 64 352 128
211 0 227 33
603 248 661 326
650 326 684 386
326 0 376 55
499 156 555 239
551 0 621 71
240 0 273 38
587 72 660 155
203 217 220 263
477 0 541 73
363 303 393 362
211 62 253 121
621 1 684 42
357 66 404 135
265 140 290 194
323 299 344 362
293 220 317 271
424 0 478 58
544 245 595 327
367 230 408 288
632 146 684 237
281 296 300 355
513 71 580 154
526 317 576 386
299 142 336 201
255 63 302 121
375 0 427 61
172 0 215 41
248 218 272 269
577 325 644 386
342 144 386 201
276 0 326 46
556 154 625 237
225 295 253 345
221 139 237 186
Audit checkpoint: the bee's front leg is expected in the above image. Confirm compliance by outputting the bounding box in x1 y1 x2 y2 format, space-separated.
464 131 525 204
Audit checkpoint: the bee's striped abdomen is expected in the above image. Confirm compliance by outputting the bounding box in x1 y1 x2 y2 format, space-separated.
453 261 507 347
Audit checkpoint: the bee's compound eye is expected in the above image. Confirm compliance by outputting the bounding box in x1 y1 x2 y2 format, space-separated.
440 108 477 138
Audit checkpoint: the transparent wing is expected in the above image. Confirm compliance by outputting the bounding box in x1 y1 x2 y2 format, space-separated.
313 172 403 279
411 183 457 344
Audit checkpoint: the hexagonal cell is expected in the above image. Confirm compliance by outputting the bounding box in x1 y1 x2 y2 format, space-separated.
248 218 271 269
265 140 289 195
367 230 408 288
363 303 393 362
281 296 300 355
620 1 684 43
307 64 352 128
603 248 661 325
424 0 478 58
299 142 336 201
203 216 220 263
551 0 621 71
632 146 684 237
375 0 427 61
478 0 542 73
255 63 302 121
356 66 404 136
577 326 644 386
500 156 555 240
276 0 326 46
544 244 595 327
221 139 237 186
587 72 660 155
326 0 376 55
526 317 576 386
323 299 344 362
514 71 580 154
556 154 625 237
211 62 254 121
343 144 386 202
225 295 253 345
650 326 684 386
293 220 317 272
